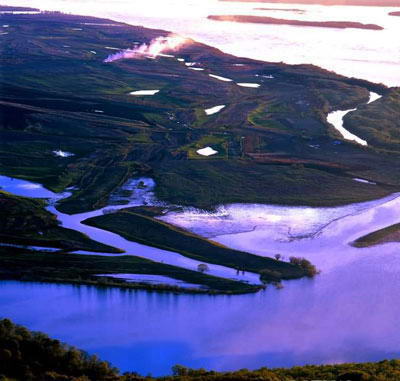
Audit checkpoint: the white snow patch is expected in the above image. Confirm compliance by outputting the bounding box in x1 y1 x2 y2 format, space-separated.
368 92 382 104
129 90 160 96
327 109 367 146
354 178 376 185
237 83 260 88
196 147 218 156
209 74 233 82
205 105 225 115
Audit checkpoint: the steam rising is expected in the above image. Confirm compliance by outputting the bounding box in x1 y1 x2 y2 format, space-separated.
104 34 188 62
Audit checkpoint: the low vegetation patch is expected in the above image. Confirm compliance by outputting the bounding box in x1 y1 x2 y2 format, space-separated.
0 191 122 253
352 222 400 248
0 247 262 294
83 207 309 282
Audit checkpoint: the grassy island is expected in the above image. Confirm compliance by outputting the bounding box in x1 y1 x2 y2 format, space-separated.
82 206 310 282
0 191 122 253
353 222 400 248
207 15 383 30
0 247 263 295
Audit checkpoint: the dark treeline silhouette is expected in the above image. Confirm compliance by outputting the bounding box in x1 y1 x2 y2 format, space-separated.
1 319 400 380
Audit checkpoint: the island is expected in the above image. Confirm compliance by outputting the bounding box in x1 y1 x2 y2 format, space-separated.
220 0 400 6
389 11 400 16
0 5 40 12
254 7 306 13
207 14 384 30
352 223 400 248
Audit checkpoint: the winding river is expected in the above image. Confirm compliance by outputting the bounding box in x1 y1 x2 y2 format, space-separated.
2 92 400 375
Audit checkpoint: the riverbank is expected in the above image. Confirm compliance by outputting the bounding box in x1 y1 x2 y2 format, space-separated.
0 247 264 295
82 206 312 282
0 191 123 253
1 175 314 292
1 318 400 380
352 222 400 248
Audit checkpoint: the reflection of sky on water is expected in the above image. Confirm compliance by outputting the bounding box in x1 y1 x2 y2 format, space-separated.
2 172 400 375
5 0 400 86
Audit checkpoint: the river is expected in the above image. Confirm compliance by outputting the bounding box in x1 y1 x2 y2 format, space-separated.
2 91 400 375
1 3 400 375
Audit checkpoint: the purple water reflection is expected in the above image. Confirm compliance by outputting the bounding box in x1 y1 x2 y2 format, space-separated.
1 264 400 376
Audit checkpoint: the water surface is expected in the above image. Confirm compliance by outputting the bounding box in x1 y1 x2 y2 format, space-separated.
4 0 400 86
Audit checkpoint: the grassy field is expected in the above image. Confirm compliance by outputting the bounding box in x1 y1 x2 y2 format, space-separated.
0 191 122 253
1 12 399 215
83 206 311 282
0 246 262 294
352 222 400 248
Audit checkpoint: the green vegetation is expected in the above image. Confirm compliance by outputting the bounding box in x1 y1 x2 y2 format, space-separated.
288 256 319 277
82 206 308 282
0 318 119 381
1 319 400 380
0 246 262 294
346 89 400 154
352 222 400 248
183 134 229 159
153 160 393 209
1 12 399 216
0 191 122 253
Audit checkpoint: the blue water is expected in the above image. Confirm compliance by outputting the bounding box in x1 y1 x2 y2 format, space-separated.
2 264 400 376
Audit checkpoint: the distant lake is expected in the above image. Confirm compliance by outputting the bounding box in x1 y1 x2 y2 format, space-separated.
4 0 400 86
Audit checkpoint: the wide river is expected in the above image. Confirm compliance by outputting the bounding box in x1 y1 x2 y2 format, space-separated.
4 0 400 86
2 1 400 376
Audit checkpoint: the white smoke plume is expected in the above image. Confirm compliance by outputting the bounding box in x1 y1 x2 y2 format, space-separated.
104 34 189 63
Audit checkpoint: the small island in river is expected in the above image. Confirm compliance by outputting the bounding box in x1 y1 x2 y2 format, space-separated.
220 0 400 6
254 7 306 13
207 15 384 30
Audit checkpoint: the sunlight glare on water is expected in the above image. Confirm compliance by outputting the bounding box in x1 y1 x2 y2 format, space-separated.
4 0 400 86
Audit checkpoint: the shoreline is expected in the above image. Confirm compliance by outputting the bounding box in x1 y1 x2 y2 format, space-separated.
207 15 384 30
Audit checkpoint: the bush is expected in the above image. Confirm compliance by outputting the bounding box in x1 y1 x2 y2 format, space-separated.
289 257 319 277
